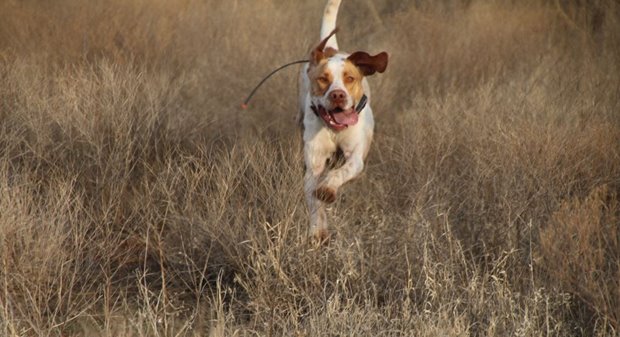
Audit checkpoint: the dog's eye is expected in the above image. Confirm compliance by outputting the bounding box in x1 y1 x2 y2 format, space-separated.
317 77 329 84
344 76 355 84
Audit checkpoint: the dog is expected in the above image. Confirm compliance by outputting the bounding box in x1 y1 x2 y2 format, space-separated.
299 0 388 242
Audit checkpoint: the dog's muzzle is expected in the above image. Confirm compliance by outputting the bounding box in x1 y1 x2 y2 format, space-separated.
311 95 368 132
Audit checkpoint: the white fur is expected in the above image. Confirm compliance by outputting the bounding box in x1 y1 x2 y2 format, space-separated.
299 0 375 240
320 0 342 50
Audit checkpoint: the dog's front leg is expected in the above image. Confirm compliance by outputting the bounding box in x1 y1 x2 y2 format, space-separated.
304 147 332 242
315 147 365 203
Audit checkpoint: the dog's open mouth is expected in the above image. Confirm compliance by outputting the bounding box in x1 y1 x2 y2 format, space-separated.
317 106 359 131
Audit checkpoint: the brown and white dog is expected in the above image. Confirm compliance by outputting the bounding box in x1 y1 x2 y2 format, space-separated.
299 0 388 242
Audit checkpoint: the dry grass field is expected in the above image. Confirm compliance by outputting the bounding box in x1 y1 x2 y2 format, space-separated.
1 0 619 336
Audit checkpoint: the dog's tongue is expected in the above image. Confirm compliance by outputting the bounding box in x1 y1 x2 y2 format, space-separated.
331 108 358 126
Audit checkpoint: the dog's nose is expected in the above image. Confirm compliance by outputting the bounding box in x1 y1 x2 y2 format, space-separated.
329 90 346 103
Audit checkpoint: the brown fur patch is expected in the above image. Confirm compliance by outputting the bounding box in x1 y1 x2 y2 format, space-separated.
307 60 333 97
347 51 389 76
343 60 364 103
314 186 337 204
323 47 338 58
310 28 338 65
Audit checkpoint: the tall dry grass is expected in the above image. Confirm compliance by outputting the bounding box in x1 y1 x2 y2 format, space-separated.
1 0 619 336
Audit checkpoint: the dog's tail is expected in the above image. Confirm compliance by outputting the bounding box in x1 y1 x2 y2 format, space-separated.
320 0 342 50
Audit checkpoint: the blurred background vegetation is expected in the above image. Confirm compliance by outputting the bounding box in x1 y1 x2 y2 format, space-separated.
0 0 619 335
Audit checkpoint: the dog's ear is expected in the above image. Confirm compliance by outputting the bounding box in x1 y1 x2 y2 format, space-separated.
347 51 388 76
311 28 339 65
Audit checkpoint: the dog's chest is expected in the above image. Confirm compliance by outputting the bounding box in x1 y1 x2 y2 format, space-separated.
304 114 366 156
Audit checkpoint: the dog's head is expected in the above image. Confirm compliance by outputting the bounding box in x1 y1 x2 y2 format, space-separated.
307 29 388 128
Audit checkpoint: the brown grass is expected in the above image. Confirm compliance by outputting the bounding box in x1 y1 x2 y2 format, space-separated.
1 0 619 336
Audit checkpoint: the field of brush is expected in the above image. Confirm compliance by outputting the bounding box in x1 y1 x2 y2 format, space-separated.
1 0 619 336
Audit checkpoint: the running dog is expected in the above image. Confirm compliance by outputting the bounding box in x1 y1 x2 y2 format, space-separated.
299 0 388 242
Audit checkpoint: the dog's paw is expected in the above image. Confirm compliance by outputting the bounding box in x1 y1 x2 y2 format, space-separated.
310 227 330 246
314 186 337 204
